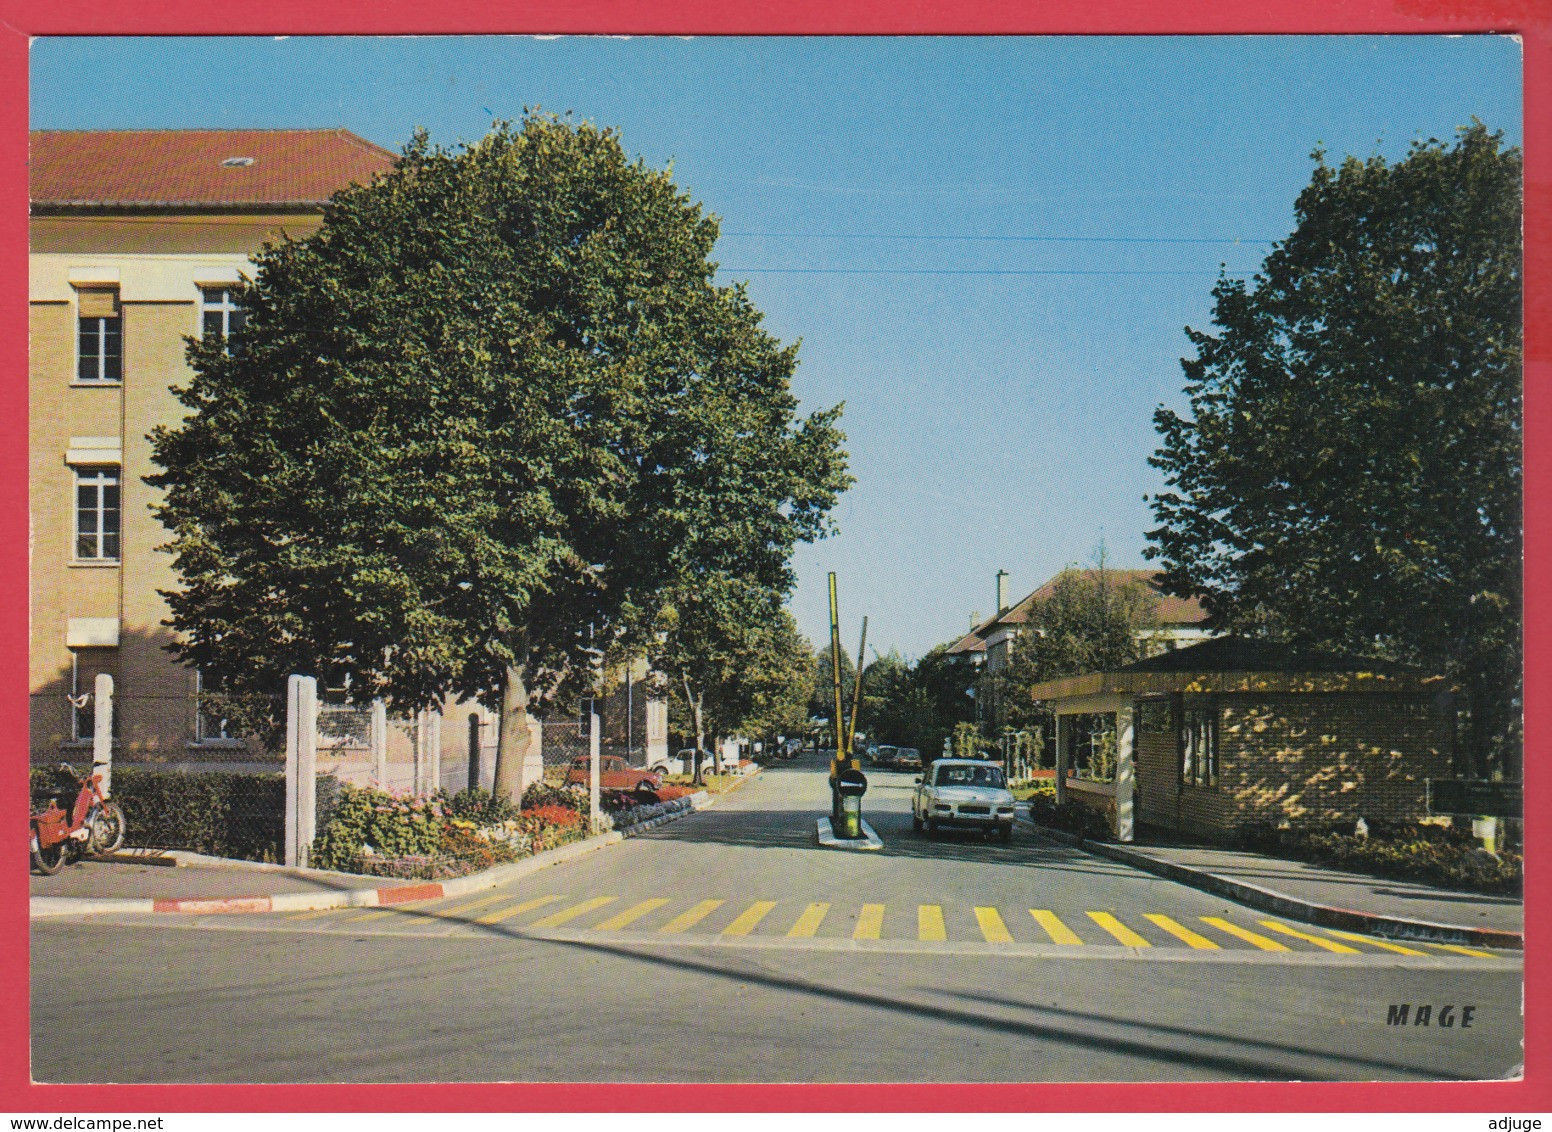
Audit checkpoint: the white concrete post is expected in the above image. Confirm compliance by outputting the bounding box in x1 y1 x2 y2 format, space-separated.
285 675 318 867
1115 704 1136 843
91 672 114 798
1054 714 1069 805
427 710 442 795
413 710 427 797
589 711 602 833
370 699 388 788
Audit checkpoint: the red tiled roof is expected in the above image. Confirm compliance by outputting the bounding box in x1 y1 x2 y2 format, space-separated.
945 630 987 656
30 129 398 209
954 568 1208 648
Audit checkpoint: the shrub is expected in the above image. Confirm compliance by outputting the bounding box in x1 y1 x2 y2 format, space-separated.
1026 791 1113 840
523 804 582 828
1237 821 1521 895
30 766 293 862
441 786 519 826
521 782 586 813
311 784 444 871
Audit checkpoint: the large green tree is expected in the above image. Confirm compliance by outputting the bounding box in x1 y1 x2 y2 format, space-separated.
1147 124 1521 776
151 117 849 798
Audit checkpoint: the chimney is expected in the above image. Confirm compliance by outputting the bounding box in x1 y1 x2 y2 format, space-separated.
996 570 1009 616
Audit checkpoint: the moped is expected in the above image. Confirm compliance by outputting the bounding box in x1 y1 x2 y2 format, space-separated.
29 762 126 875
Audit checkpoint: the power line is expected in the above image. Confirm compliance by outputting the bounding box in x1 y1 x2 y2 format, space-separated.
721 231 1276 245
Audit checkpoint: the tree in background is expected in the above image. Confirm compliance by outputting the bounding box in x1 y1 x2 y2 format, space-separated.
807 640 857 746
999 560 1161 720
152 116 849 797
653 576 813 777
1147 124 1521 777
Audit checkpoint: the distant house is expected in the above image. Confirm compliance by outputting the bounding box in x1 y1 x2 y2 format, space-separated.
946 568 1213 729
1027 636 1456 843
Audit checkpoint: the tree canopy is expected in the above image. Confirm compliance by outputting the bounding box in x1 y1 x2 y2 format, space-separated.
1146 123 1521 774
151 116 849 787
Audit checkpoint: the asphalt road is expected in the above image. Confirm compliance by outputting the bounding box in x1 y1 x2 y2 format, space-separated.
30 752 1523 1084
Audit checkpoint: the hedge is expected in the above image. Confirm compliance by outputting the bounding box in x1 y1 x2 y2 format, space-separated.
1238 821 1522 896
31 765 306 863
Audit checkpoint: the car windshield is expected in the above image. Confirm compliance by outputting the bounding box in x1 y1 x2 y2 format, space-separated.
935 764 1005 788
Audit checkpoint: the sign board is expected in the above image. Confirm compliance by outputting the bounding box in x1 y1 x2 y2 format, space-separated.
1426 779 1521 817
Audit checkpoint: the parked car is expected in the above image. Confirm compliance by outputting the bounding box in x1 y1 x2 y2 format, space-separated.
874 744 899 768
650 748 717 777
894 747 922 771
565 755 662 796
912 758 1016 842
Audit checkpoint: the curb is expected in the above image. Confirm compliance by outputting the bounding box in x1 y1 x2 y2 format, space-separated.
816 816 883 851
1018 813 1524 951
30 792 711 920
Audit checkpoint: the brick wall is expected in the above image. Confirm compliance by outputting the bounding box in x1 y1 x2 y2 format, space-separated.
1209 693 1452 836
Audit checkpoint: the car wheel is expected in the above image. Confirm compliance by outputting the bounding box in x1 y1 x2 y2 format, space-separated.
926 819 938 837
1000 823 1013 844
912 813 923 833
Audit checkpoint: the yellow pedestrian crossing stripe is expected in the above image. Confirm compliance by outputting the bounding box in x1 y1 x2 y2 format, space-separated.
529 896 616 929
594 898 670 931
475 894 564 925
974 906 1013 943
267 892 1509 960
1200 917 1290 951
787 903 829 938
1257 920 1360 953
1323 929 1427 956
1089 911 1150 947
1030 909 1083 945
1144 913 1219 949
853 903 885 939
722 901 777 936
659 899 724 934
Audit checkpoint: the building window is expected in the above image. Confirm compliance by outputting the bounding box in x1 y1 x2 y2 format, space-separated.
193 669 234 744
1067 712 1117 783
68 653 116 743
1181 703 1218 787
74 467 120 561
76 289 122 382
201 286 246 341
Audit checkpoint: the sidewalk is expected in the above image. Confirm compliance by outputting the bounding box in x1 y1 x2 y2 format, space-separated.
1020 815 1523 949
30 790 714 919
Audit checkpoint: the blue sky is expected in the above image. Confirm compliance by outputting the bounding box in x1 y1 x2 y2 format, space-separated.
31 35 1522 660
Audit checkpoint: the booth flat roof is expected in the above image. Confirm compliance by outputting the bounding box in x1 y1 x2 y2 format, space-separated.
1027 636 1447 701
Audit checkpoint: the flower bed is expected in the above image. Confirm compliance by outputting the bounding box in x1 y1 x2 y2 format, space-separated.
1022 782 1114 841
1238 821 1523 896
311 784 601 879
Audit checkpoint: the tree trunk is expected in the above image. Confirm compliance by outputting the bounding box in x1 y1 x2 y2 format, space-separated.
684 673 706 786
492 662 533 805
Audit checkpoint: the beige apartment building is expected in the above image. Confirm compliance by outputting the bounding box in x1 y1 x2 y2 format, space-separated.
28 129 400 764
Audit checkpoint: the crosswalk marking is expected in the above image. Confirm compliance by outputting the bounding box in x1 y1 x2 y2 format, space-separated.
854 904 885 940
918 905 947 942
530 896 616 928
974 907 1013 944
659 899 724 934
593 898 670 931
1030 909 1083 945
1258 920 1360 953
475 894 564 925
1144 913 1219 949
1201 917 1290 951
1088 911 1150 947
417 893 514 923
1421 941 1499 959
787 903 830 938
1323 929 1428 956
722 901 777 936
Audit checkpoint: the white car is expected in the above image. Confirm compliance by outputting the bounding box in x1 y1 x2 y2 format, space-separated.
912 758 1017 843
